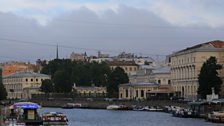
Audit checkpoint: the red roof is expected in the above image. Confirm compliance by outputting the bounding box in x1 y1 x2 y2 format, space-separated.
210 40 224 48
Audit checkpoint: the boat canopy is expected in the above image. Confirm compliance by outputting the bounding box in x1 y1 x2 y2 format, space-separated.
189 99 224 106
211 99 224 104
9 102 41 109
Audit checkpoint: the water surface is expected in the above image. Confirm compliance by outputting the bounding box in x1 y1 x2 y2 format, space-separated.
39 108 222 126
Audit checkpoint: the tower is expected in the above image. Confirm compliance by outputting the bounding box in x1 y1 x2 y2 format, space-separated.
56 44 59 59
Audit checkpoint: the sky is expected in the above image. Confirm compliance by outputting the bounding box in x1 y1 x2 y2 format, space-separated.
0 0 224 63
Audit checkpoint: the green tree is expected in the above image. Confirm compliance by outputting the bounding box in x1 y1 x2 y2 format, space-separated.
0 82 7 100
40 79 54 93
53 70 73 93
107 67 129 98
198 56 223 99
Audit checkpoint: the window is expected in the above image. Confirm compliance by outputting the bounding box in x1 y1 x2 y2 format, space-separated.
26 79 28 82
158 80 161 84
136 90 138 97
120 93 123 98
141 90 144 97
129 67 132 71
31 79 33 82
168 80 171 84
126 89 128 98
125 67 127 70
36 79 38 82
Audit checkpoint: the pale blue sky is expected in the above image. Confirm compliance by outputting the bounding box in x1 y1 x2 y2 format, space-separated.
0 0 224 62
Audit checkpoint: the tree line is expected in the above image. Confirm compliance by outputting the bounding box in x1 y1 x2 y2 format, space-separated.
40 59 129 98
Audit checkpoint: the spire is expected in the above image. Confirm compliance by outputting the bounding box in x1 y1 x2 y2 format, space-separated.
56 44 59 59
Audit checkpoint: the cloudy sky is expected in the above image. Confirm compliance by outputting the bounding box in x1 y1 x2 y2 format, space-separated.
0 0 224 62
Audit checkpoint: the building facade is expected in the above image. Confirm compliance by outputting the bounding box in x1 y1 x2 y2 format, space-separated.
2 62 37 77
70 52 87 62
3 72 50 99
168 40 224 100
73 86 107 98
119 82 174 100
150 66 171 85
108 61 139 76
119 83 159 100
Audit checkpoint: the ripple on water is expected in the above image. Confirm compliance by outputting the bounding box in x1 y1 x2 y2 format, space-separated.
39 108 223 126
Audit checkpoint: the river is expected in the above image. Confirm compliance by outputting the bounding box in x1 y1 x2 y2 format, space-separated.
39 108 222 126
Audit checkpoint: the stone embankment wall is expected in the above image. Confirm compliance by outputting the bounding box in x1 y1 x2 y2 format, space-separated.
32 99 188 109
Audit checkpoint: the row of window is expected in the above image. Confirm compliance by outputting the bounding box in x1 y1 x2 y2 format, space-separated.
172 57 196 66
124 89 145 98
157 79 171 84
25 78 44 82
4 78 45 83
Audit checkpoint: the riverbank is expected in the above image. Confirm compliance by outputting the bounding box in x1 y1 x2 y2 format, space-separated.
31 99 188 109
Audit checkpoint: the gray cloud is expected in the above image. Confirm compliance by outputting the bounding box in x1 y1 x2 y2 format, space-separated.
0 6 224 63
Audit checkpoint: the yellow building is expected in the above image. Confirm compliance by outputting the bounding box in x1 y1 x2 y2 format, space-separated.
119 82 160 100
119 82 174 100
109 61 139 76
151 66 171 85
74 86 107 97
168 40 224 99
3 72 50 99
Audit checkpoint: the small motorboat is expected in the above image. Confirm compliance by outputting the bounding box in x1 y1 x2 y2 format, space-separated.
42 112 68 125
207 111 224 123
106 105 120 110
62 103 82 109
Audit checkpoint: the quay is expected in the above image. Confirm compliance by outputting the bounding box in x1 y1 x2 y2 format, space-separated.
32 99 188 109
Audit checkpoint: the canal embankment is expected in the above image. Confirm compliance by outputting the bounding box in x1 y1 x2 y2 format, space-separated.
31 99 188 109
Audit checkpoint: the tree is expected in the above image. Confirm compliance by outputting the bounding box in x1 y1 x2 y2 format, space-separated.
198 56 223 99
53 70 73 93
0 82 7 100
40 79 54 93
107 67 129 98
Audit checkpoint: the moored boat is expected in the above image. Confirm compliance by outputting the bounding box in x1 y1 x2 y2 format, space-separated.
106 105 120 110
62 103 82 109
7 102 42 125
207 111 224 123
42 112 68 125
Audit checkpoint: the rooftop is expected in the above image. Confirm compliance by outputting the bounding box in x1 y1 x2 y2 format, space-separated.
108 61 138 66
3 71 50 78
175 40 224 54
120 82 159 87
152 66 170 74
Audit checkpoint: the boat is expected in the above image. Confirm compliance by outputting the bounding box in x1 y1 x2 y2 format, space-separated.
62 103 82 109
42 112 68 125
106 105 120 110
7 102 42 125
132 105 144 111
142 106 164 112
207 111 224 123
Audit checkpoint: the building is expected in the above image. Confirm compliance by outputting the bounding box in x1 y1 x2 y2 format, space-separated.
150 66 171 85
70 52 87 62
1 62 37 77
36 59 47 73
119 82 175 100
73 86 107 98
89 57 112 63
3 72 50 99
98 51 109 58
119 82 159 100
108 61 139 76
168 40 224 100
